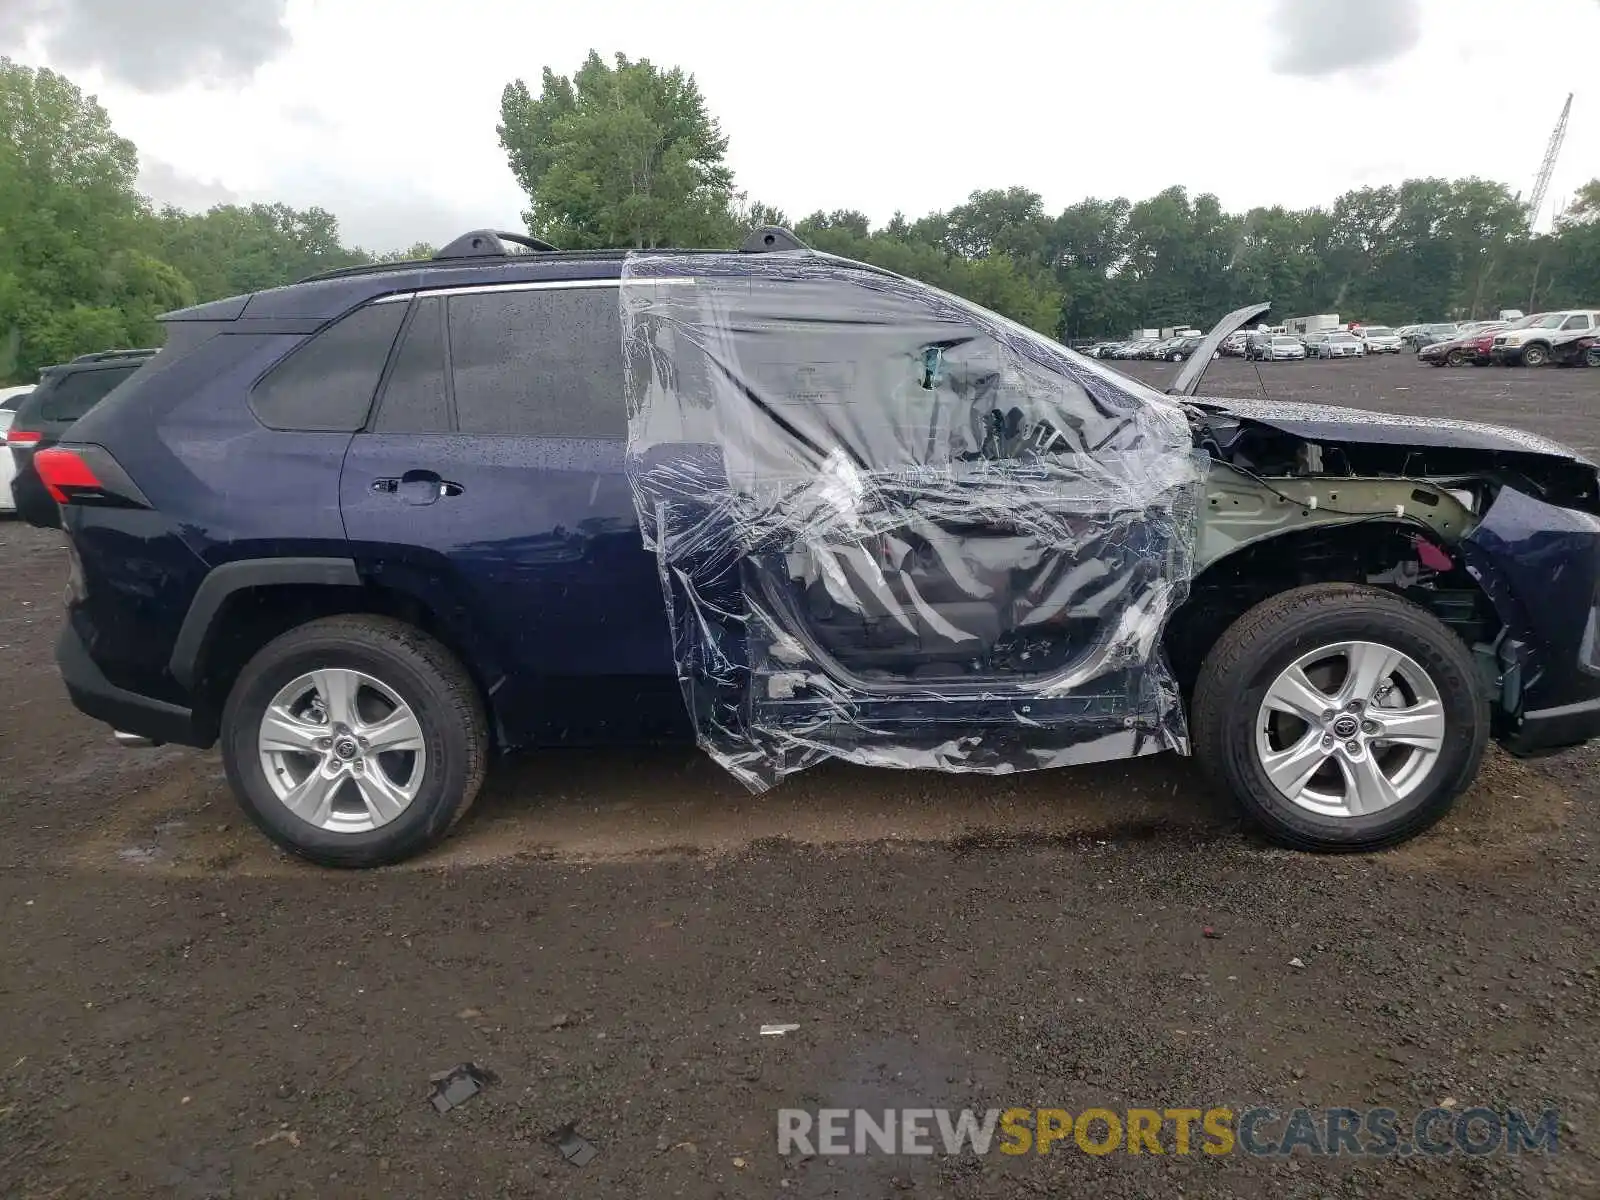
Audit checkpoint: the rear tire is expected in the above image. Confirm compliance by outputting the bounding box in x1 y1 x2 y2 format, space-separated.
1192 585 1488 852
220 616 488 868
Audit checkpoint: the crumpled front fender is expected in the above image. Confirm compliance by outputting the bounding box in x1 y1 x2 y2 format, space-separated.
1461 486 1600 753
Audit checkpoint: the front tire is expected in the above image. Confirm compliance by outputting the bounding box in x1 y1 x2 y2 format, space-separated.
1521 344 1549 367
221 616 488 867
1192 585 1488 852
1445 349 1467 366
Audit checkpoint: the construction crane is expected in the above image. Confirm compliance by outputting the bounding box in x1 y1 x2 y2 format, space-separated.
1527 93 1573 233
1521 93 1575 311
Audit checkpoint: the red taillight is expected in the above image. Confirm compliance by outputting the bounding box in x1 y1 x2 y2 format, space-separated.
6 428 42 447
28 443 149 510
33 447 104 503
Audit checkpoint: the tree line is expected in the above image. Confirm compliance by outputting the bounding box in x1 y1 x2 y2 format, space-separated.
0 59 430 381
499 52 1600 340
4 50 1598 383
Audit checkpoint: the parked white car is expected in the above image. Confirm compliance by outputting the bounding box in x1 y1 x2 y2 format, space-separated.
1261 334 1307 361
0 385 33 513
1314 331 1367 359
1356 326 1404 353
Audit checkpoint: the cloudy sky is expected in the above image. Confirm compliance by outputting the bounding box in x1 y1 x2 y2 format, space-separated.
4 0 1598 251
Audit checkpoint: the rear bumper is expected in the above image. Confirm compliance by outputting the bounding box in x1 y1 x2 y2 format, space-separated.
10 466 61 529
56 623 212 748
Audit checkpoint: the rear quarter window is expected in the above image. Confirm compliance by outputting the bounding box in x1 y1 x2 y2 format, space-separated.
251 302 407 432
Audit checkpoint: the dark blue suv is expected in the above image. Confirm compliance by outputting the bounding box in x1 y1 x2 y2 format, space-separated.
47 229 1600 866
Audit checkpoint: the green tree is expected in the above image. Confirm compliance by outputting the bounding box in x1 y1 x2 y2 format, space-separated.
943 187 1052 264
497 52 737 249
150 202 369 299
0 58 191 378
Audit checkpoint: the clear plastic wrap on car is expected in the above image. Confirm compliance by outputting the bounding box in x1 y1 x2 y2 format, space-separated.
621 251 1205 791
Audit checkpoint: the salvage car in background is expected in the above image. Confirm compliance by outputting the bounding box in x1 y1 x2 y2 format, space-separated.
1313 331 1366 359
37 229 1600 867
1491 310 1599 366
1408 323 1460 350
1356 326 1404 354
1163 335 1207 361
1549 333 1600 368
7 350 157 527
0 386 31 514
1241 334 1305 361
1420 321 1511 367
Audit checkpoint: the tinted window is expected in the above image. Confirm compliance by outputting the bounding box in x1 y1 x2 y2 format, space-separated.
1562 314 1591 330
373 298 451 433
252 302 406 432
37 366 140 422
448 287 625 438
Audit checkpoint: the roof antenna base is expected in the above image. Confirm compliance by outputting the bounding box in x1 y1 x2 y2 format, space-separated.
739 226 808 253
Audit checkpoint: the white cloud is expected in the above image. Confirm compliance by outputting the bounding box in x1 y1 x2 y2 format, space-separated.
11 0 1600 250
1269 0 1421 76
137 156 238 211
1 0 291 91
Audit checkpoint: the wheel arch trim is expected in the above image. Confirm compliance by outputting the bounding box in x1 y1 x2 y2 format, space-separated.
170 557 361 690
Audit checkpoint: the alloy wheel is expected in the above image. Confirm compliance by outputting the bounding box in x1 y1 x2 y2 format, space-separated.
258 669 427 832
1254 641 1445 819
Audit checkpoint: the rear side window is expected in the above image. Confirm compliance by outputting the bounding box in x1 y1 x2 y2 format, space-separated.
36 366 140 422
252 302 406 432
447 286 625 438
373 298 451 434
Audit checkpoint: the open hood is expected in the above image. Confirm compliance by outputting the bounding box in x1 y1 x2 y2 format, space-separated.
1162 301 1594 468
1167 301 1270 397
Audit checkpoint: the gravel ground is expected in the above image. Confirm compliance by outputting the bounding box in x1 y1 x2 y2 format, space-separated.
2 353 1599 1198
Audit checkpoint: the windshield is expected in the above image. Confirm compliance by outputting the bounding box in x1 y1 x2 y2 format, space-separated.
1329 333 1358 342
1271 336 1298 345
1363 327 1394 337
1532 314 1565 329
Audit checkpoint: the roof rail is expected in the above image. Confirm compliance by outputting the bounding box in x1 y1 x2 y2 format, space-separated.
433 230 559 260
67 348 160 364
739 226 808 253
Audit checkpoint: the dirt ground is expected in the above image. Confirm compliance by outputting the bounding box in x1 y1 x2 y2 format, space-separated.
2 353 1600 1198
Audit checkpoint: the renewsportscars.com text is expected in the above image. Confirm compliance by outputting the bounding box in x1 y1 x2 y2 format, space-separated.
777 1106 1560 1158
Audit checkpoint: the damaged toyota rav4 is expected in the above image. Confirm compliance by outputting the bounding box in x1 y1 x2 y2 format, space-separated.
45 228 1600 866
